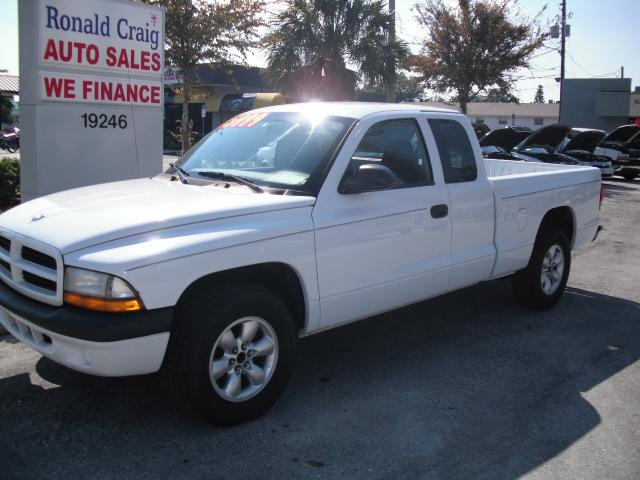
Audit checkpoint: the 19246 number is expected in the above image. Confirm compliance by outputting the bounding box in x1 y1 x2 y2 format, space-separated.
81 113 128 129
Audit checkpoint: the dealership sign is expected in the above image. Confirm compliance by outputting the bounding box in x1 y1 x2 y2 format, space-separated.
19 0 165 199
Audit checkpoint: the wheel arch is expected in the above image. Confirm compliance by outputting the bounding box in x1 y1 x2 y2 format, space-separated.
174 262 308 333
537 206 575 248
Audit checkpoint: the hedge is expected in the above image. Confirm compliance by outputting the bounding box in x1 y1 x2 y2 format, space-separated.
0 157 20 210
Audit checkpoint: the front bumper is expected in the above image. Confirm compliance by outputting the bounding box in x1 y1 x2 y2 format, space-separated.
0 281 173 376
594 164 614 177
614 157 640 173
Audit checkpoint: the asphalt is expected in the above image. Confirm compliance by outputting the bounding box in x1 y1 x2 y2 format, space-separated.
0 178 639 480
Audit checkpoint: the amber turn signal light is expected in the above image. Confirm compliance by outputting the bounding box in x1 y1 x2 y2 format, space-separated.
64 292 144 312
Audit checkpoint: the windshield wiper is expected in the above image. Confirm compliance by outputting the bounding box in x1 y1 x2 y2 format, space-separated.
196 171 264 193
169 163 191 184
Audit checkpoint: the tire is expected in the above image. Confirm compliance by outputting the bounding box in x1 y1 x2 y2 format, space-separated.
164 283 297 425
511 229 571 310
622 172 638 181
7 144 17 153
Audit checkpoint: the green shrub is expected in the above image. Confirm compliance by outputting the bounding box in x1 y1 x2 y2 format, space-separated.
0 157 20 209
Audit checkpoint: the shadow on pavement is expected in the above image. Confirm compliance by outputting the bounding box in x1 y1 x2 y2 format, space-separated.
0 280 638 479
603 182 637 199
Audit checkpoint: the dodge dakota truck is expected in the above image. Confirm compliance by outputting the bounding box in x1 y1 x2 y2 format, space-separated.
0 103 602 425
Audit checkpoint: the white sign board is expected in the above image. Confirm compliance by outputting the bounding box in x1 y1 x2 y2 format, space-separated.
19 0 165 200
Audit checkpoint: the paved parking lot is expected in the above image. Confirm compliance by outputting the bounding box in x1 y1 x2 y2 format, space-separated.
0 178 639 480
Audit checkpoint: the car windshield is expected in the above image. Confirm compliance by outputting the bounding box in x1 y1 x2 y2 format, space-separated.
177 111 355 195
481 145 505 154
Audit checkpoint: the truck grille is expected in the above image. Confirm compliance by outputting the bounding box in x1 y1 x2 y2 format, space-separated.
0 230 64 306
21 246 58 270
0 235 9 252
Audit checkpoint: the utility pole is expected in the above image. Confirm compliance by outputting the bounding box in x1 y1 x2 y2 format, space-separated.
621 66 625 78
558 0 567 122
386 0 397 103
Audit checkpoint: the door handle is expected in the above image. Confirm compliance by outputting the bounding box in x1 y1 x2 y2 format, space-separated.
430 204 449 219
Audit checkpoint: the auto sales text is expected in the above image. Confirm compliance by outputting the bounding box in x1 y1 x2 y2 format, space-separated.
43 4 162 73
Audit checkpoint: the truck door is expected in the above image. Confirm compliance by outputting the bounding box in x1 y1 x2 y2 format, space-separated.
422 116 496 289
312 113 453 329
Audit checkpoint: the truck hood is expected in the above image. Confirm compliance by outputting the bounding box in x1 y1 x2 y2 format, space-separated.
602 124 640 144
0 177 315 254
515 124 570 151
479 128 532 151
562 129 606 154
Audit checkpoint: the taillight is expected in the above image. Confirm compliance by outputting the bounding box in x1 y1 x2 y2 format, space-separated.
599 182 605 209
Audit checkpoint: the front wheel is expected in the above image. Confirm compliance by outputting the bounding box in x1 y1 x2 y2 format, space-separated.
511 229 571 310
621 172 638 181
165 284 297 425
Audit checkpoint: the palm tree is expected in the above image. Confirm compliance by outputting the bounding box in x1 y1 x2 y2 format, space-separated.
265 0 408 101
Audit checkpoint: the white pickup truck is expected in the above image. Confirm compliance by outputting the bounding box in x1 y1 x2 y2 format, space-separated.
0 103 602 425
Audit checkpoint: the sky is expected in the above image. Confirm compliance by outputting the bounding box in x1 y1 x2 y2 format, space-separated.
1 0 638 103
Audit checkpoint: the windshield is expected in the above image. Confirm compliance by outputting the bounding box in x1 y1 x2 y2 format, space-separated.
177 111 355 195
481 145 505 154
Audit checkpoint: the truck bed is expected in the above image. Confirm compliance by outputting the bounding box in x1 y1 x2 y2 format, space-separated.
484 159 601 278
485 158 600 198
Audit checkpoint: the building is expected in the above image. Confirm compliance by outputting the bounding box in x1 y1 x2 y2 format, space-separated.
419 101 559 131
164 64 286 150
560 78 634 131
0 73 19 131
630 87 640 123
467 102 559 130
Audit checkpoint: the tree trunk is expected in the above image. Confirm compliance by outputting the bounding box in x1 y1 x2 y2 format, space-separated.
459 92 469 115
180 82 190 155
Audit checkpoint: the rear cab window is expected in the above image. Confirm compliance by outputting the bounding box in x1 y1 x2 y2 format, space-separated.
428 118 478 184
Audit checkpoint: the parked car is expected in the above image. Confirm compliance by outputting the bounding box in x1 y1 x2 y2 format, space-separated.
482 124 612 177
612 154 640 180
558 128 614 177
595 124 640 180
481 124 577 164
594 124 640 180
595 124 640 161
479 126 532 159
0 103 602 425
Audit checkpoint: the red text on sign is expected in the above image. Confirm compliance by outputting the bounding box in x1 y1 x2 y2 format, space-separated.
43 39 161 72
44 77 76 99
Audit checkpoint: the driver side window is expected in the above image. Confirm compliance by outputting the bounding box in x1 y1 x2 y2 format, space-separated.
342 118 434 189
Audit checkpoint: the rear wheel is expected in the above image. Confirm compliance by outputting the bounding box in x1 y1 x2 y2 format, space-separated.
511 229 571 310
165 283 297 425
621 172 638 181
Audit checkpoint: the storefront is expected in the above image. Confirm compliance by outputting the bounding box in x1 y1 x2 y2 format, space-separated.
163 64 286 150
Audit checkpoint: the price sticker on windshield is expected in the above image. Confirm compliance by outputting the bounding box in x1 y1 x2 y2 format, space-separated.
219 112 270 129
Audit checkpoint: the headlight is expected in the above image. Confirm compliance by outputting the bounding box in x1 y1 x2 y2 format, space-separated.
64 267 144 312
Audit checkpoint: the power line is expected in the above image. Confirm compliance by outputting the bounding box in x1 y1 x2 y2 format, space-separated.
566 51 620 78
517 83 558 92
530 46 560 59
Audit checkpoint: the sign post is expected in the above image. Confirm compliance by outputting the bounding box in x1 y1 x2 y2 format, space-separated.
201 104 206 136
19 0 165 200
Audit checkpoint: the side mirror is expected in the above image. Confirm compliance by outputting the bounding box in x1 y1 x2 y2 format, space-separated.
340 163 396 194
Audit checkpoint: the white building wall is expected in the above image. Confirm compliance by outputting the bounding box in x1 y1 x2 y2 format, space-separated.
473 115 559 131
